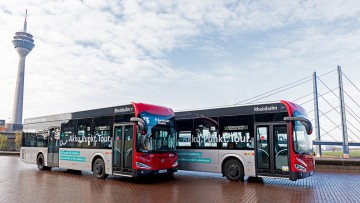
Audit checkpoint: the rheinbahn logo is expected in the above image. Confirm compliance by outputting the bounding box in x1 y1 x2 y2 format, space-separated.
114 107 133 113
253 106 277 112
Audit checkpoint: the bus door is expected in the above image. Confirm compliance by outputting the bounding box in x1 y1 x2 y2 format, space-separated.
112 124 134 174
48 127 60 167
255 123 289 178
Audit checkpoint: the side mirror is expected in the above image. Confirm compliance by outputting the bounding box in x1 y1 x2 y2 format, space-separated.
130 117 148 135
284 116 313 135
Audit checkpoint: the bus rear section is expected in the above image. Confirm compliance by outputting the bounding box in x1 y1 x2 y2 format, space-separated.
175 100 314 181
21 102 178 179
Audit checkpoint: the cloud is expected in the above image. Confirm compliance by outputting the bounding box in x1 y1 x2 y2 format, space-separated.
0 0 359 143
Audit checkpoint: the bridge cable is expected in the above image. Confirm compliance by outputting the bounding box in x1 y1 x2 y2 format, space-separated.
234 69 336 105
234 75 312 105
317 101 360 141
345 97 360 121
298 88 339 106
317 100 360 140
298 69 337 106
293 92 313 103
342 72 360 94
314 85 358 140
317 69 338 78
344 90 360 111
319 109 342 130
319 125 340 141
311 106 339 122
318 74 360 141
245 79 313 104
307 109 314 114
317 77 339 99
318 94 341 116
345 106 360 126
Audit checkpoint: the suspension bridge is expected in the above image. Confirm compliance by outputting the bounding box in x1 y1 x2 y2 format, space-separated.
235 66 360 158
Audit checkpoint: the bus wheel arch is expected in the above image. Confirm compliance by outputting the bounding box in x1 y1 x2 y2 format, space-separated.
37 153 51 170
92 156 108 179
222 157 244 182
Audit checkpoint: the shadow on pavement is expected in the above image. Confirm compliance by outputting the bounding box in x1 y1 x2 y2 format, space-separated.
110 173 176 184
246 176 264 183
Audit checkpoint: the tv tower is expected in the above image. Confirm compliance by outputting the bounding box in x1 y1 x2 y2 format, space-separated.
11 9 35 125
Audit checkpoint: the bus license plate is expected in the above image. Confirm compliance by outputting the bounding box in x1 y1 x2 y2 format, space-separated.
159 170 167 173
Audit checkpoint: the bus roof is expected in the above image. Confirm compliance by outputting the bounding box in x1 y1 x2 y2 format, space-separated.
133 102 175 117
175 101 288 120
24 102 174 124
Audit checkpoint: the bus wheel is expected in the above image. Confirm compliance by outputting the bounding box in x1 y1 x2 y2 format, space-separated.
93 158 108 179
223 159 244 181
37 153 46 170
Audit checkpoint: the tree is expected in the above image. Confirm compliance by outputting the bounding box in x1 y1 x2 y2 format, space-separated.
330 146 338 152
15 132 22 151
0 134 8 151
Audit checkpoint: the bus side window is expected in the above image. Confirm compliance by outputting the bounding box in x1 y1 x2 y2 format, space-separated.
60 120 77 148
77 118 92 148
175 119 193 148
193 117 219 148
246 132 255 149
222 131 252 149
195 126 218 148
36 130 48 147
177 131 191 147
23 132 37 147
93 116 113 149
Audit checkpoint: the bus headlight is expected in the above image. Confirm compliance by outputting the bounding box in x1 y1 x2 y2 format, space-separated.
295 164 306 171
172 160 178 167
136 162 151 169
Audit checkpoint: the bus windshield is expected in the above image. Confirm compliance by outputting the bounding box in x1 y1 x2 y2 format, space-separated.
136 112 176 153
293 121 312 154
291 109 313 155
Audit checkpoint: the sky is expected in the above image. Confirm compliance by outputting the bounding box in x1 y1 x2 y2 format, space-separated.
1 1 360 141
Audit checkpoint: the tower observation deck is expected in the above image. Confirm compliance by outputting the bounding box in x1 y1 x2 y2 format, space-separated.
11 9 35 126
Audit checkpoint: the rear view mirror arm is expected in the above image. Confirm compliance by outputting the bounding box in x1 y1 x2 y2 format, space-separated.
130 117 148 134
284 116 313 135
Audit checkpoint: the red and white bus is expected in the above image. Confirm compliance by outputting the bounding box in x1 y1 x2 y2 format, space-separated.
175 100 314 181
21 102 178 178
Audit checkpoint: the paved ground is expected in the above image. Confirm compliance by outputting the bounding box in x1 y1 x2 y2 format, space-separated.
1 155 359 203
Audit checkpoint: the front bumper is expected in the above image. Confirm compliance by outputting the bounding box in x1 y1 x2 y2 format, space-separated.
290 171 314 181
133 168 178 177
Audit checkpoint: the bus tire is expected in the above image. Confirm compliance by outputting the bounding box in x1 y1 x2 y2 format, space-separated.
93 158 108 179
223 159 244 181
37 153 46 170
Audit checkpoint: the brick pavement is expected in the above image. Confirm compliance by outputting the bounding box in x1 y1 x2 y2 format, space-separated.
0 155 359 203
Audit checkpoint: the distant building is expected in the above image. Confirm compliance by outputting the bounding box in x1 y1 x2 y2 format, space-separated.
0 120 5 127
